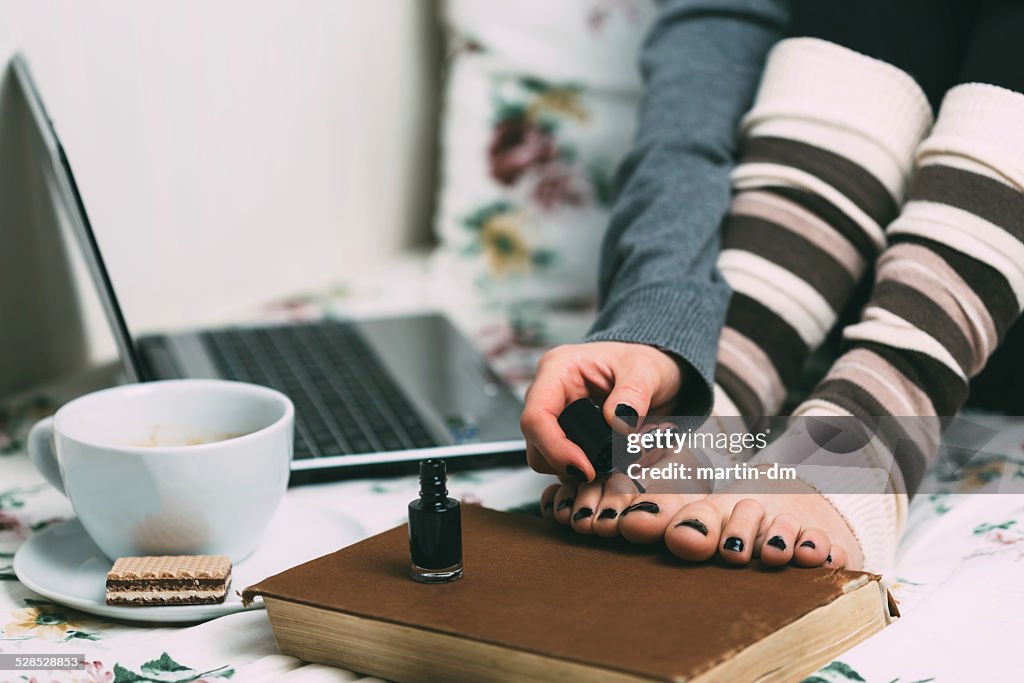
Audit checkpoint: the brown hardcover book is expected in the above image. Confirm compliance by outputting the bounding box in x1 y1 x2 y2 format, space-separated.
243 505 895 683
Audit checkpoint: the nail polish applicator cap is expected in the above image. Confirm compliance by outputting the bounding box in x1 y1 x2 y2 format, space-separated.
557 398 614 475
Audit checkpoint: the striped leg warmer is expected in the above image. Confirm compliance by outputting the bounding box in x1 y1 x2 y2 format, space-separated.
712 38 933 422
797 83 1024 571
705 38 934 572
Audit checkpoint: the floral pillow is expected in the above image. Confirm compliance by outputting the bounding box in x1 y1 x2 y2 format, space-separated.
444 0 656 91
432 0 656 310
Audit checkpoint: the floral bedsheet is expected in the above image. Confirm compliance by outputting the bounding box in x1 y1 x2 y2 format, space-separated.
2 297 1023 682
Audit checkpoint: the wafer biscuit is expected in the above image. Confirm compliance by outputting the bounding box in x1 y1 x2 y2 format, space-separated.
105 555 232 606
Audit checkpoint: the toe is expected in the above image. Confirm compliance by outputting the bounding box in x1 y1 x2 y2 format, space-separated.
570 480 604 534
824 545 847 569
592 498 631 537
664 500 724 562
793 527 831 567
552 481 579 526
593 501 630 540
540 484 560 521
592 473 646 538
758 513 800 567
719 498 765 565
618 495 686 544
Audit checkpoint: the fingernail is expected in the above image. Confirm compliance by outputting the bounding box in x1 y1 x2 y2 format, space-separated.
557 498 574 511
615 403 639 428
598 508 618 520
620 501 659 517
766 535 786 551
572 507 593 522
565 465 587 482
723 537 744 553
543 500 554 511
799 540 816 549
826 554 833 564
675 519 708 535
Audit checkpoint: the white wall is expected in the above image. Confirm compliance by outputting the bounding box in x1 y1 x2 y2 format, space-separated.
0 0 439 360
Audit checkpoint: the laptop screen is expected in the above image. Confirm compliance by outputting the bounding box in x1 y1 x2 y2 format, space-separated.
12 54 146 382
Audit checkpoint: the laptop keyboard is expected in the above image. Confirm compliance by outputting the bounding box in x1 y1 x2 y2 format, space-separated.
199 322 439 459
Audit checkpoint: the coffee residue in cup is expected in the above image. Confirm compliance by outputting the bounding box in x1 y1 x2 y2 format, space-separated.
127 426 249 448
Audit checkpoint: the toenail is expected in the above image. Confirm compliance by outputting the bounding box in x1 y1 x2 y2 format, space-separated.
799 540 816 549
766 535 786 551
620 501 660 516
675 519 708 535
543 500 554 511
826 554 833 564
565 465 587 482
557 498 575 511
573 507 593 522
598 508 618 520
723 537 744 553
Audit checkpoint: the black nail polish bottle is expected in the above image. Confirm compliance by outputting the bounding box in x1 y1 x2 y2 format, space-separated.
408 459 463 583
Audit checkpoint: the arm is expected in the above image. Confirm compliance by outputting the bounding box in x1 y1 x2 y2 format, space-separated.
522 0 791 480
585 0 792 416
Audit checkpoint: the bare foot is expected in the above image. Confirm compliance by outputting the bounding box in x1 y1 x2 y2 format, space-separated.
540 437 710 542
661 479 863 569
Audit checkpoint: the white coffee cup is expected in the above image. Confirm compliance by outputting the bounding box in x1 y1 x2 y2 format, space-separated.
27 379 293 562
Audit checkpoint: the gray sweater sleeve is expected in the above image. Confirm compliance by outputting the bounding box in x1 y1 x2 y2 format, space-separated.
584 0 791 416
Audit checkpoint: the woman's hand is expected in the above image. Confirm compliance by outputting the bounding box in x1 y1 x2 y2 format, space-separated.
520 342 685 481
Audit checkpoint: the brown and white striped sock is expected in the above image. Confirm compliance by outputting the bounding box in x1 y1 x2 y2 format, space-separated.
796 83 1024 570
711 38 933 421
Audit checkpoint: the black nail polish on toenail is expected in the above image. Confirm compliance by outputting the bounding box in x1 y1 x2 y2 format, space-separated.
620 501 659 516
543 500 554 511
557 498 574 511
565 465 587 482
826 554 833 564
799 540 816 549
573 507 593 522
767 536 786 551
598 508 618 520
615 404 639 428
676 519 708 535
723 537 744 553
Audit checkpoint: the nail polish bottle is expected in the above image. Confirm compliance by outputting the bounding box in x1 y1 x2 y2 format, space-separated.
408 459 463 583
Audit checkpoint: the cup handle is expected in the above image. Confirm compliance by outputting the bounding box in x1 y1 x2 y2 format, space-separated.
27 417 66 496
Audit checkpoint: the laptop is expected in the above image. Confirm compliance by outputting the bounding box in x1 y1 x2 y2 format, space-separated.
9 54 526 478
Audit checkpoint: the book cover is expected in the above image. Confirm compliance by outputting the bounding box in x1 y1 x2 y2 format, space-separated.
244 505 894 682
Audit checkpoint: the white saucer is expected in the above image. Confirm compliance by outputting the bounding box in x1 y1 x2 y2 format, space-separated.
13 498 364 623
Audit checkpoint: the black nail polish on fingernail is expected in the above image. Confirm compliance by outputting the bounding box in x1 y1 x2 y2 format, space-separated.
598 508 618 520
620 501 659 516
766 535 786 551
572 507 593 522
543 500 554 511
565 465 587 482
676 519 708 536
615 403 639 428
723 537 744 553
826 554 833 564
799 540 816 549
557 498 574 511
